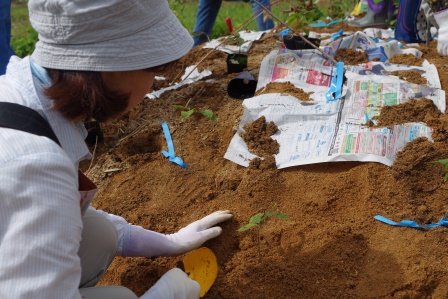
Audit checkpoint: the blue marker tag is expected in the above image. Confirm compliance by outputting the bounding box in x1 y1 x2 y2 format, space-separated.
330 29 344 41
310 19 345 28
161 122 188 168
374 215 448 229
326 61 344 102
277 29 290 36
327 19 345 27
309 20 327 28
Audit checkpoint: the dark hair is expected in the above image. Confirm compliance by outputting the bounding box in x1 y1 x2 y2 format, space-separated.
44 69 129 122
44 59 179 122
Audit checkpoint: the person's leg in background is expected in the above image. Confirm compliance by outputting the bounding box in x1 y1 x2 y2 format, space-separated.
0 0 15 75
348 0 395 28
78 208 138 299
193 0 223 47
393 0 448 46
394 0 430 43
427 0 448 55
250 0 274 31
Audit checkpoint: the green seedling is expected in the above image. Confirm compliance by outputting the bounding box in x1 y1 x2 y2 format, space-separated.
430 158 448 181
173 105 217 121
238 209 288 263
228 54 247 66
226 31 245 47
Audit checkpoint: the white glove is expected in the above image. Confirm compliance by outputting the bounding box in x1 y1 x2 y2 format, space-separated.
434 8 448 56
122 210 232 257
164 210 233 252
140 268 200 299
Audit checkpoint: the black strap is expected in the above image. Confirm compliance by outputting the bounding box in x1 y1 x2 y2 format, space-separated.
0 102 61 146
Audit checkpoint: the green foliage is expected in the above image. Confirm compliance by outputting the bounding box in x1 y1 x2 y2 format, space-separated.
322 0 358 20
430 159 448 181
221 31 245 49
238 210 288 232
173 105 218 121
11 29 38 58
168 0 185 19
10 3 38 57
285 1 324 36
228 53 247 66
285 0 358 34
169 1 291 40
237 207 288 263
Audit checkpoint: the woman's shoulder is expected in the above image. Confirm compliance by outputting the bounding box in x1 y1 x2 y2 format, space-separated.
0 127 73 169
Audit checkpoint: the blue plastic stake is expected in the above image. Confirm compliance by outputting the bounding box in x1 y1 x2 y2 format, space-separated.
161 122 188 168
330 29 344 41
374 215 448 229
326 61 344 102
277 29 290 36
309 20 327 28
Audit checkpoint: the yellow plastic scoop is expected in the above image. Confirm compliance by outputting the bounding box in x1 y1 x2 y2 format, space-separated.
182 247 218 297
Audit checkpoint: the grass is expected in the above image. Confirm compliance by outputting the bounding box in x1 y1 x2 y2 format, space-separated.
9 0 357 57
10 0 36 57
172 1 294 39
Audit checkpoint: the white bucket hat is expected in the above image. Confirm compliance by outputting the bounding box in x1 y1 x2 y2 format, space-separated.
29 0 193 72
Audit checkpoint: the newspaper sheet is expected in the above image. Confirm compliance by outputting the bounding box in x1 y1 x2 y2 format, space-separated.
145 31 266 99
224 49 446 169
202 30 266 54
257 49 337 91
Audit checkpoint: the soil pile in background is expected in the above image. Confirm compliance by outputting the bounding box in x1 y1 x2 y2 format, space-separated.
256 82 314 101
82 23 448 298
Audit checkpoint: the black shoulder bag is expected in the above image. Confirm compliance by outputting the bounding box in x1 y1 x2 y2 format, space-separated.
0 102 61 146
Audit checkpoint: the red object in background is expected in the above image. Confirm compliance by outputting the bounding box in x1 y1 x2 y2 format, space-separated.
225 17 233 33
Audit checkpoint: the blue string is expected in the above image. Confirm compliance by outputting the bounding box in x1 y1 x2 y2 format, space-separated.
160 122 188 168
374 215 448 229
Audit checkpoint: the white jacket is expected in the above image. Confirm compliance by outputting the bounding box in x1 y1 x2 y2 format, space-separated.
0 56 129 299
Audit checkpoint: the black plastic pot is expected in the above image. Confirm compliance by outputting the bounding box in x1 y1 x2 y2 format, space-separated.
84 120 104 146
283 35 321 50
227 71 257 100
226 53 248 74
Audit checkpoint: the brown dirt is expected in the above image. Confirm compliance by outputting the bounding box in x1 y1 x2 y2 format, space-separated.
335 48 370 65
82 24 448 298
241 115 279 159
389 70 428 85
372 98 442 127
387 53 425 66
255 81 314 101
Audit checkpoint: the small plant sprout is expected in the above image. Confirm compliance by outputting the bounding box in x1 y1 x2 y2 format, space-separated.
173 104 217 121
226 31 245 48
237 208 288 263
430 158 448 181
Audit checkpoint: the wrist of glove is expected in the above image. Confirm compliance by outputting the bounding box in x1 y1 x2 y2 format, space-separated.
123 210 232 258
140 268 200 299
